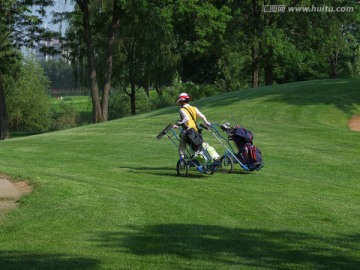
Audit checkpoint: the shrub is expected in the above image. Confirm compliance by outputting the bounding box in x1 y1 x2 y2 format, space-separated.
4 57 52 132
108 90 131 119
52 101 79 130
148 87 177 109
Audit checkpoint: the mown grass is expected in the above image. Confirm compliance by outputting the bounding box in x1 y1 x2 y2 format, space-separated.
0 79 360 269
51 96 92 112
51 95 93 125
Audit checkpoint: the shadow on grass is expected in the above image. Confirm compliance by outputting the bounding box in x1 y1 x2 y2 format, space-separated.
265 81 360 115
206 80 360 115
150 79 360 120
0 251 100 270
93 224 360 270
115 165 253 177
114 166 210 179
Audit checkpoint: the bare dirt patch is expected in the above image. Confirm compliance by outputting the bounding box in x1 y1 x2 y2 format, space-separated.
349 115 360 131
0 175 32 218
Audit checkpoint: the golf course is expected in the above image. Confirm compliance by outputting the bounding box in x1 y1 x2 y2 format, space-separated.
0 79 359 269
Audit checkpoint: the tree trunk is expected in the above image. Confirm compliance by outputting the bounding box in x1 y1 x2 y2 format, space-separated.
0 71 9 140
125 39 137 115
144 86 149 98
155 85 163 97
129 61 136 115
251 44 259 88
130 84 136 115
329 49 339 79
78 0 102 123
264 63 273 85
102 0 122 121
251 0 260 88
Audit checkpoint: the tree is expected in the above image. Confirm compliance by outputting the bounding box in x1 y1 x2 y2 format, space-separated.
0 0 57 139
279 0 360 82
233 0 302 87
65 0 178 116
113 0 178 115
322 12 360 79
4 57 52 131
0 27 14 140
171 0 231 84
224 0 360 87
72 0 124 123
41 59 76 90
0 73 9 140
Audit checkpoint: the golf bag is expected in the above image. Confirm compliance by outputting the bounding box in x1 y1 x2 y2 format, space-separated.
230 126 262 171
184 128 203 151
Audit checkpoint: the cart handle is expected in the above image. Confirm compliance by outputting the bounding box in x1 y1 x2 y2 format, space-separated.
156 124 173 140
199 124 210 130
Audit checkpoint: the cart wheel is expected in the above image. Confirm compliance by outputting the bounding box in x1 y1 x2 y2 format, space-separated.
220 155 233 173
177 159 189 177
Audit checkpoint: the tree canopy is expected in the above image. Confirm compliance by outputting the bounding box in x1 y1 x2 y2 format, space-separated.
1 0 359 138
0 0 58 139
63 0 359 95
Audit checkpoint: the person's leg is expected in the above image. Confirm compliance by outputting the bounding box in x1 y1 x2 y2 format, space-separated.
178 135 186 159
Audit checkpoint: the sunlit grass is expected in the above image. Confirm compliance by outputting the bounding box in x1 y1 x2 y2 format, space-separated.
0 79 360 269
51 95 92 112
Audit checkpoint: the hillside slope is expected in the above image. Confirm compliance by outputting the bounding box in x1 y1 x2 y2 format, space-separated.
0 79 359 270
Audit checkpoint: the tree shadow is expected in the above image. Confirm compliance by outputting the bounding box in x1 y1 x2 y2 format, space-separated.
204 79 360 116
0 251 100 270
92 224 360 270
264 80 360 115
149 80 360 136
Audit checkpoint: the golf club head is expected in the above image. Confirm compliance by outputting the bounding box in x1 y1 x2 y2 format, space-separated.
156 124 173 140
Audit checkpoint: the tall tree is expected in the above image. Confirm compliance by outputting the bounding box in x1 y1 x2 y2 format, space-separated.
74 0 124 122
279 0 360 81
0 0 56 139
171 0 231 84
66 0 178 116
113 0 178 115
227 0 360 87
4 57 52 131
0 70 9 140
245 0 301 87
41 59 76 90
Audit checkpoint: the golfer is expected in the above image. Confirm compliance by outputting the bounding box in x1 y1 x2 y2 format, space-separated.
173 92 211 160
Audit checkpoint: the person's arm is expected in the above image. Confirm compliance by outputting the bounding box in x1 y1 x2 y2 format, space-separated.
179 109 190 124
173 109 190 128
195 108 211 126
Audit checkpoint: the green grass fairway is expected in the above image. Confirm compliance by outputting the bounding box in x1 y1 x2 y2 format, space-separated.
51 96 92 112
1 79 360 269
51 95 93 124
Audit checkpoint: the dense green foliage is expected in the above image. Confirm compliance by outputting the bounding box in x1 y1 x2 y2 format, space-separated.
64 0 360 88
108 75 221 119
51 96 93 129
4 58 52 131
0 0 60 139
0 79 359 269
41 59 77 91
1 0 360 137
52 101 80 130
58 0 360 120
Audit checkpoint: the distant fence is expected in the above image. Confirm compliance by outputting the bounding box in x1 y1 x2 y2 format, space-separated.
52 88 89 97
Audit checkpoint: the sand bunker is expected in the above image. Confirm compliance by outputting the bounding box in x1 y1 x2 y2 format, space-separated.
0 175 32 218
349 115 360 131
